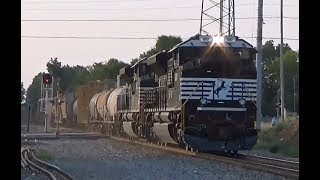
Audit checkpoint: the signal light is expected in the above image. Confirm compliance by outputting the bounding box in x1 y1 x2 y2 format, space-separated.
43 73 52 85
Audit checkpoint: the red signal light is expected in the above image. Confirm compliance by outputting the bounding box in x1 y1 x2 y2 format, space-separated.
43 73 52 85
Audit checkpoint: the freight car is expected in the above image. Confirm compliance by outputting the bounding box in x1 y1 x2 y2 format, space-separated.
54 34 258 154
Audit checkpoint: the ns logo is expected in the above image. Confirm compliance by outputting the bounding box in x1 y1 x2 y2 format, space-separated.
213 79 231 100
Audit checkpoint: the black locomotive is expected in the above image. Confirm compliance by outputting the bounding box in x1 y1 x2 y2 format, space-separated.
55 34 258 153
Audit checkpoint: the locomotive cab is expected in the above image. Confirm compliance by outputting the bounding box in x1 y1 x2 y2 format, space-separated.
169 34 258 152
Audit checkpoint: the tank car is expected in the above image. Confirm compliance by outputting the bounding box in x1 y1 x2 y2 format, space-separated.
88 87 125 134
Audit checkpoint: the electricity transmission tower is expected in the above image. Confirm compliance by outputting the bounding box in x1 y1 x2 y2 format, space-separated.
199 0 235 36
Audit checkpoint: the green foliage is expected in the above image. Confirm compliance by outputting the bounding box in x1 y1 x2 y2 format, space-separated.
278 144 299 158
139 47 158 59
36 149 53 161
262 40 299 116
87 58 129 81
26 57 129 104
26 73 43 105
274 122 286 133
131 58 139 65
21 82 26 103
131 35 182 64
269 144 279 153
46 59 91 92
155 35 182 51
254 120 299 158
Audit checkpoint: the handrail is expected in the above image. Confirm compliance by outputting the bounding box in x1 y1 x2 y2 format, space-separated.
241 83 257 108
176 82 204 132
177 82 204 109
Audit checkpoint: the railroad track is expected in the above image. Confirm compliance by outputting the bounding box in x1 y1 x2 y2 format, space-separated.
108 136 299 179
21 132 299 179
240 154 299 171
21 147 74 180
236 154 299 179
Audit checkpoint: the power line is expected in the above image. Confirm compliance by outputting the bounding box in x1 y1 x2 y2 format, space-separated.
22 35 299 41
238 3 297 7
21 18 208 22
22 35 158 39
23 6 199 11
243 37 299 41
21 17 298 22
23 8 299 12
23 1 297 6
23 0 159 3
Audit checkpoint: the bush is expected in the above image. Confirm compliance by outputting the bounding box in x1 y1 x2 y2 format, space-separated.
278 145 299 158
274 122 286 133
35 149 53 161
269 144 279 153
254 120 299 158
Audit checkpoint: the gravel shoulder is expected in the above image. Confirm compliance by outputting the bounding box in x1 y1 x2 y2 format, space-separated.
21 168 49 180
23 138 290 180
22 124 299 162
21 124 86 134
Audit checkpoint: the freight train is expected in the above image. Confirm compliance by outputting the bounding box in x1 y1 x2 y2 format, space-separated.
49 34 258 154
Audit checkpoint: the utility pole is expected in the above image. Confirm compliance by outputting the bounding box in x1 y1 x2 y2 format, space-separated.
277 88 280 119
44 88 49 132
293 75 296 112
219 0 223 35
199 0 204 34
55 77 61 135
27 104 31 132
280 0 285 122
256 0 263 130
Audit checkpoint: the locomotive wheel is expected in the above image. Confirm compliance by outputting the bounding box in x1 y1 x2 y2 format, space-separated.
232 150 238 157
224 150 233 157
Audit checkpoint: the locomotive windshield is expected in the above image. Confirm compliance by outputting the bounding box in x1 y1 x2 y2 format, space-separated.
179 46 257 79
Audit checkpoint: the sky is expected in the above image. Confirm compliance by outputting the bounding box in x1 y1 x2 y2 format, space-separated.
21 0 299 89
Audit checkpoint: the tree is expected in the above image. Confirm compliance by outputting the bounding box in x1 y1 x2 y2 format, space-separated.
131 58 139 65
155 35 182 51
131 35 183 64
26 73 43 105
21 82 26 103
261 41 299 116
88 58 129 81
138 47 158 59
47 57 62 78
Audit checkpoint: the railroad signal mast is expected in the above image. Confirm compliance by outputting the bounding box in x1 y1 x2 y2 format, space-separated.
40 73 54 133
51 77 63 135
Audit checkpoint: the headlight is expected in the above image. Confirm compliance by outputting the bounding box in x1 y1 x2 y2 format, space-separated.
239 99 246 106
200 98 207 105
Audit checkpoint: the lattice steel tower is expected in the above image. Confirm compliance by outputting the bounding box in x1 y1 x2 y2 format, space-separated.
199 0 235 36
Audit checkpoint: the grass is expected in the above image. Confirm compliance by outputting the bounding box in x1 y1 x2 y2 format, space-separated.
35 149 53 161
254 119 299 158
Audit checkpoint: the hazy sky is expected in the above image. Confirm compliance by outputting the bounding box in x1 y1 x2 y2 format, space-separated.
21 0 299 88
